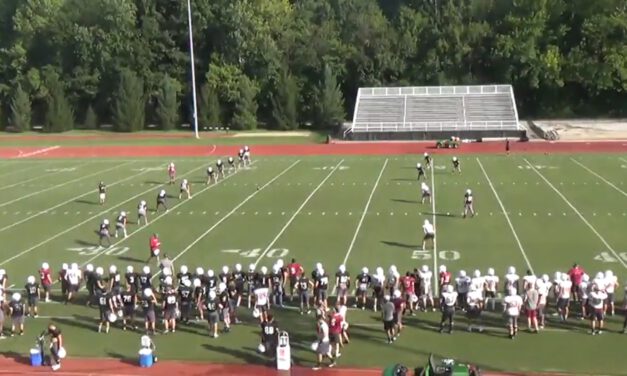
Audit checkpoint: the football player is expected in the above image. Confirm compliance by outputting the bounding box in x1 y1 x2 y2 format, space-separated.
206 166 216 185
420 182 431 204
237 149 245 169
463 189 475 218
167 162 176 185
227 157 235 173
216 159 225 180
354 267 371 310
156 190 168 212
137 200 149 226
421 219 435 250
423 152 432 170
243 146 251 166
98 219 111 247
115 211 128 238
416 163 425 181
98 181 107 205
418 265 435 312
179 179 191 199
335 265 350 306
452 157 461 174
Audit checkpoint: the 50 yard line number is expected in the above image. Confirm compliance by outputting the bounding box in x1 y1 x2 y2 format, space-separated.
594 251 627 264
412 249 460 261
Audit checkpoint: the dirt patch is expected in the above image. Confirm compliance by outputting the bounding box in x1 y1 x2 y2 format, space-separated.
534 120 627 140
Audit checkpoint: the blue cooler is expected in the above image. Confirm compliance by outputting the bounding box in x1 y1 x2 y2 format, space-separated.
30 348 43 366
138 348 153 368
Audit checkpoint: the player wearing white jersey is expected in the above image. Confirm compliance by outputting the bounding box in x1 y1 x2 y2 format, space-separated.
418 265 435 312
503 288 523 339
115 211 128 238
466 286 484 332
589 286 607 335
522 270 537 291
504 266 520 295
483 268 499 311
470 270 484 297
604 270 618 316
455 271 471 310
179 179 191 199
536 277 550 329
579 274 590 319
421 220 435 251
556 274 572 321
420 182 431 204
462 189 475 218
137 200 149 225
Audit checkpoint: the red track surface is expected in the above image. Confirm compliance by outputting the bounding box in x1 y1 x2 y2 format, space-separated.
1 140 627 159
0 139 618 375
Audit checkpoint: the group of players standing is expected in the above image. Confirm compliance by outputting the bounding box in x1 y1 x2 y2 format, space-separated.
95 146 252 247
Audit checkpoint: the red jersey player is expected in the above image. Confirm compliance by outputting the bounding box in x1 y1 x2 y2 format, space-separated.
167 162 176 184
439 265 452 298
39 262 52 302
400 272 416 314
147 234 161 264
287 258 303 300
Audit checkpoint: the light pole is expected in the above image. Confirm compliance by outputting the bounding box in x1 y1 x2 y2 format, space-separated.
186 0 200 139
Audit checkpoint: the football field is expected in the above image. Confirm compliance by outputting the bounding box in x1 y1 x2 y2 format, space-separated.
0 152 626 374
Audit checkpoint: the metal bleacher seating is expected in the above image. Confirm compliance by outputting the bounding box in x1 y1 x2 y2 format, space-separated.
345 85 520 138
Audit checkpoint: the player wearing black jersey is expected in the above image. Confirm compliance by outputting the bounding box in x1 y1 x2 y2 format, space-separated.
98 182 106 205
120 284 137 331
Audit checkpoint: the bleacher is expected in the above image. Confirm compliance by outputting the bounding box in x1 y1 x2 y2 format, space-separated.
345 85 525 141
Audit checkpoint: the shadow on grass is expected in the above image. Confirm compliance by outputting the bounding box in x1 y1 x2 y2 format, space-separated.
381 240 418 250
75 199 98 205
0 351 32 366
391 199 418 204
116 255 145 263
419 212 456 218
202 343 267 365
74 239 99 247
54 314 97 332
390 178 418 182
144 181 163 185
106 351 139 366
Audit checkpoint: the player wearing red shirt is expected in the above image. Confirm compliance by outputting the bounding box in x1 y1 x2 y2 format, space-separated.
39 263 52 302
167 162 176 184
400 272 416 315
439 265 452 297
329 310 344 358
147 234 161 264
392 291 405 335
287 258 303 300
568 263 585 302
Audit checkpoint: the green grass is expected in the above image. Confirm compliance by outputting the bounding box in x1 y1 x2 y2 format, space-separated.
0 130 328 146
0 154 626 374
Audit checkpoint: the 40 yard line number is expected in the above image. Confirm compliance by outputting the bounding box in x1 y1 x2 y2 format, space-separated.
412 249 460 261
221 248 290 259
594 251 627 264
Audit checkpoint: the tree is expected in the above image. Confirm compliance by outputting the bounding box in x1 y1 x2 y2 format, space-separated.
156 75 181 130
43 69 74 132
198 83 221 128
113 70 145 132
231 76 258 130
83 104 98 129
270 69 299 130
10 84 31 132
314 65 345 128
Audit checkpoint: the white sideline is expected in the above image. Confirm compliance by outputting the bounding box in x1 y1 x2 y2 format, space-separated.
82 161 262 269
430 159 438 295
341 159 388 266
150 161 301 281
252 160 345 267
477 158 534 274
524 158 627 270
571 158 627 198
0 161 91 192
0 161 142 233
0 162 210 267
0 161 134 209
0 160 61 181
12 145 60 159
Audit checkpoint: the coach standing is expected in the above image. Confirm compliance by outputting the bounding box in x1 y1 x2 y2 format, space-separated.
45 323 63 371
381 295 395 343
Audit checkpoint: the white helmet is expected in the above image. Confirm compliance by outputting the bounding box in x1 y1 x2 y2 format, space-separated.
163 268 172 276
376 267 384 275
218 282 226 292
439 265 447 273
71 263 78 270
183 279 192 287
207 269 214 278
183 179 188 184
466 189 472 195
164 276 172 285
235 264 242 272
535 280 543 289
196 267 204 276
446 285 454 293
272 265 280 274
555 271 563 281
144 288 153 297
605 270 614 278
12 292 21 301
217 159 222 164
421 265 429 273
249 264 255 272
239 148 244 154
362 267 369 274
582 274 590 282
561 273 569 281
141 200 146 206
261 266 268 274
339 265 346 273
507 266 516 275
459 270 467 278
453 157 458 162
315 262 322 271
487 268 495 276
393 290 402 299
96 267 104 275
595 272 604 280
424 152 428 157
126 266 134 273
319 268 325 276
62 263 68 270
109 265 117 274
542 274 550 283
120 211 126 217
276 259 284 268
389 265 397 273
424 219 429 225
193 278 201 288
417 163 422 168
209 291 217 300
143 266 150 274
180 265 188 274
160 189 166 195
86 264 94 272
473 270 481 278
103 219 109 225
27 276 35 284
42 262 49 270
421 182 428 189
208 166 213 172
222 266 229 274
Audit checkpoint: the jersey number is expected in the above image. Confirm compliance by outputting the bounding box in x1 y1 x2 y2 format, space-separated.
412 250 460 261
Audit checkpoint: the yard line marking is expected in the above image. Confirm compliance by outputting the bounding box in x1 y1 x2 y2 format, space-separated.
341 159 388 267
430 160 439 295
252 160 344 267
0 161 211 267
80 161 262 269
0 161 135 209
151 161 301 280
524 158 627 270
571 158 627 198
12 145 60 159
0 161 57 180
0 161 91 191
0 161 145 233
478 158 534 274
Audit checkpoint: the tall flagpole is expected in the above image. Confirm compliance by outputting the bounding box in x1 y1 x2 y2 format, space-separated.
186 0 200 139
